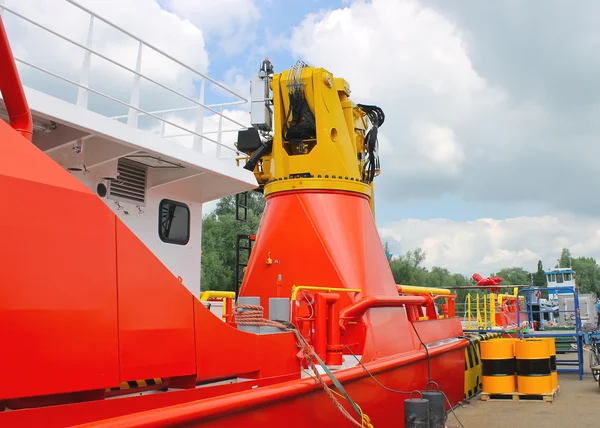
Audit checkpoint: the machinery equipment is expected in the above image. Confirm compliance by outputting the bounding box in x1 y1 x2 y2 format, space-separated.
0 13 467 426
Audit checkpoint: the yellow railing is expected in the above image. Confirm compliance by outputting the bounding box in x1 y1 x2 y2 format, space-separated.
291 285 362 303
397 284 451 296
200 290 235 320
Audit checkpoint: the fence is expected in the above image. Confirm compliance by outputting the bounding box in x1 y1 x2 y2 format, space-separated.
0 0 247 159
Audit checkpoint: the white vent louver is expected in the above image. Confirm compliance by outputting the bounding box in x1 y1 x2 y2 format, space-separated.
108 158 147 206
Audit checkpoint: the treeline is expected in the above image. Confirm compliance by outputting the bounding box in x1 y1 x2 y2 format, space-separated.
201 193 600 297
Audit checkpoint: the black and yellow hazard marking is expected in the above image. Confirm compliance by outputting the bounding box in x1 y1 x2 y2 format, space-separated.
464 332 502 400
481 339 516 394
105 378 163 393
516 339 553 395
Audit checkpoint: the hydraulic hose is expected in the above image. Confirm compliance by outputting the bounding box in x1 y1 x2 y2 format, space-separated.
243 140 272 171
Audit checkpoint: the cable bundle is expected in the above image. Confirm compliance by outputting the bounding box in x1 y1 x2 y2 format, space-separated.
282 61 316 143
357 104 385 183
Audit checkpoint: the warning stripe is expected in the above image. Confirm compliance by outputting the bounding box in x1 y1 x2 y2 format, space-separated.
105 378 163 393
463 332 502 400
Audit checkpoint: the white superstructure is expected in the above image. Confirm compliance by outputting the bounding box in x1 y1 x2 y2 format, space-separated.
0 0 256 296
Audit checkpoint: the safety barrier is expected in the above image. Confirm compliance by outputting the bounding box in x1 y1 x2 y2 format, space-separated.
463 332 503 399
516 286 584 380
515 339 553 394
459 289 523 330
200 290 235 322
481 339 516 394
0 0 247 159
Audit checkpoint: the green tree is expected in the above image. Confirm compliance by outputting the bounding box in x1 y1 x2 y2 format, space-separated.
571 256 600 295
558 248 572 268
201 192 265 291
492 267 531 285
532 260 547 288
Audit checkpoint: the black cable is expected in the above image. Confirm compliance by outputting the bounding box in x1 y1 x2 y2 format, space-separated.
343 339 464 428
410 323 465 428
342 344 416 395
356 104 384 183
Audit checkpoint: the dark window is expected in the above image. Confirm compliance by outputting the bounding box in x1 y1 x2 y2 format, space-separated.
159 199 190 245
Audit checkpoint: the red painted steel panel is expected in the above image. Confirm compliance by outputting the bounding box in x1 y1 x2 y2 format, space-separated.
194 299 299 381
240 190 424 361
0 120 119 399
0 342 466 427
116 221 196 381
412 318 464 344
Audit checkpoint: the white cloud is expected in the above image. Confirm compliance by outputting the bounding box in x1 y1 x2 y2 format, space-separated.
413 122 465 175
287 0 506 201
4 0 209 94
165 0 260 56
379 215 600 275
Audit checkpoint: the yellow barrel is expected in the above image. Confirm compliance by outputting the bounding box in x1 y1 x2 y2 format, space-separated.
540 338 558 390
481 339 516 393
515 339 553 394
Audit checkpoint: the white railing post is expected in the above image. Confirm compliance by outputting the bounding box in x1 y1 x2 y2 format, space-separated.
127 41 143 127
193 77 206 153
160 111 166 137
76 15 94 108
216 105 224 158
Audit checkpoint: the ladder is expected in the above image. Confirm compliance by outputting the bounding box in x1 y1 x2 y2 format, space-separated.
235 192 248 222
517 286 584 380
235 233 255 296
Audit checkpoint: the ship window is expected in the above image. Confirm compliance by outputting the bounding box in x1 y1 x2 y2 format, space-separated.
548 274 556 282
159 199 190 245
556 274 564 283
564 273 572 281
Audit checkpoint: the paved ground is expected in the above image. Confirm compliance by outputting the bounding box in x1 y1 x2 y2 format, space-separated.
450 353 600 428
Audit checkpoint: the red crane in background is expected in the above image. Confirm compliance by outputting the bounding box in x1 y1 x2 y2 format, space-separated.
472 273 503 294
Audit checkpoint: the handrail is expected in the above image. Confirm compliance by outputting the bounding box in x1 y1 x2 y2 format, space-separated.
0 16 32 141
200 291 236 301
15 57 237 153
291 285 362 303
0 1 249 159
63 0 245 102
0 5 246 129
397 284 451 296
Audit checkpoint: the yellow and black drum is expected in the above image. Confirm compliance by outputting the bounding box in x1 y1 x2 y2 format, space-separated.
515 339 553 394
481 339 516 393
541 338 558 389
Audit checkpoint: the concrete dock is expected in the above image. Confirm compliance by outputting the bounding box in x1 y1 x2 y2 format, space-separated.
450 353 600 428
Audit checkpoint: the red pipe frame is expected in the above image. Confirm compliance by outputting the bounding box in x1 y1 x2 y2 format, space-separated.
0 17 33 141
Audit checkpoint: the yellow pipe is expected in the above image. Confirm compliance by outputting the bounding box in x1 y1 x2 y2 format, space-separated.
200 291 236 301
467 293 472 329
484 294 487 328
490 293 496 327
476 294 481 329
397 285 451 296
291 285 362 302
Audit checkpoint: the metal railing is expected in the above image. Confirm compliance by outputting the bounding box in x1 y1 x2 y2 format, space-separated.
0 0 248 159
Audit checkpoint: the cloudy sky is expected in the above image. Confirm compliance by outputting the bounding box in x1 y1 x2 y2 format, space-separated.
4 0 600 276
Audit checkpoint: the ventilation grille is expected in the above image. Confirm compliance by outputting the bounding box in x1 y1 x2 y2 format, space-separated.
108 158 147 206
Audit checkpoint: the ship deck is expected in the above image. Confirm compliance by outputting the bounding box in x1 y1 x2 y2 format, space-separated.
451 353 600 428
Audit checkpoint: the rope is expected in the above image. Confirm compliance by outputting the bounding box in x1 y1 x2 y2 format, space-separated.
234 304 373 427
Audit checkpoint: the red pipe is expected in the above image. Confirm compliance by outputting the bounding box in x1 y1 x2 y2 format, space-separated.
323 293 342 366
340 295 431 326
313 293 327 360
0 17 33 141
